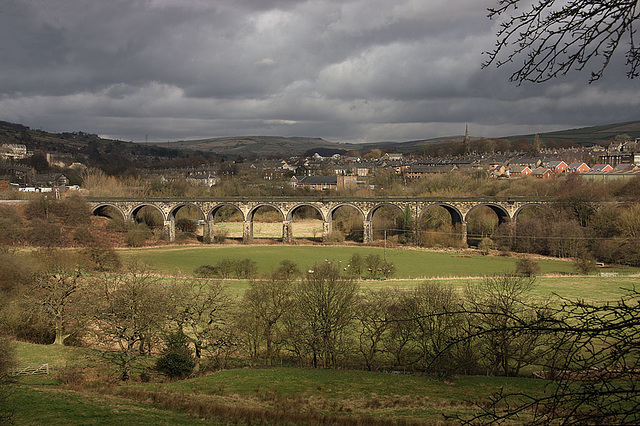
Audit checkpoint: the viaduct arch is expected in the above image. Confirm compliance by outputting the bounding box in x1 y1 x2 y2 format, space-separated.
87 196 549 244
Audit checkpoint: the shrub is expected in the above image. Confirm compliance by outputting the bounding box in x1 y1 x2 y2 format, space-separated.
515 257 540 277
55 196 92 224
233 258 257 279
478 237 494 255
574 256 596 275
364 254 396 280
213 228 228 244
155 331 195 379
194 258 257 279
73 227 95 245
125 224 151 247
0 206 24 244
106 217 128 232
27 219 62 247
325 231 345 242
194 264 218 278
175 218 197 233
83 246 121 272
345 253 365 278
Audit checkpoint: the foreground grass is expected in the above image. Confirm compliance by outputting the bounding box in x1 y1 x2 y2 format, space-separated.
9 342 549 424
122 368 549 424
9 385 202 425
119 245 587 278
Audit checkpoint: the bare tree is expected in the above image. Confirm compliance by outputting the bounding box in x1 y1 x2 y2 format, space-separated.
294 261 358 368
240 269 295 366
86 263 169 380
354 289 395 371
170 278 230 372
31 267 83 345
464 275 547 376
405 282 461 374
485 0 640 82
456 288 640 424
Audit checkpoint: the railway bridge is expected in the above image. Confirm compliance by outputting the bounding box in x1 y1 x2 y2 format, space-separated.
87 196 552 244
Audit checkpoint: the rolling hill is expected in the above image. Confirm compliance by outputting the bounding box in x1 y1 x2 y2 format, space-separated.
2 119 639 160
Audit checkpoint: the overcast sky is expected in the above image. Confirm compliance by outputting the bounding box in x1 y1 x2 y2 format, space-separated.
1 0 638 144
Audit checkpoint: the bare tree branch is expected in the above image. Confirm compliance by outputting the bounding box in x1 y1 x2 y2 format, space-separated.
485 0 640 83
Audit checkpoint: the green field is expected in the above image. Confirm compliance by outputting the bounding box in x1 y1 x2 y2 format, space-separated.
118 245 594 278
8 342 547 425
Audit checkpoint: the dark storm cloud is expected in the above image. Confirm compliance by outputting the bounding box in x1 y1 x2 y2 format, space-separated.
0 0 638 143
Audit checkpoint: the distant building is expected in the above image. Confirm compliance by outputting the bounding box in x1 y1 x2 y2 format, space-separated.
567 162 590 173
531 167 555 179
598 152 640 168
291 175 357 190
507 165 532 178
0 143 28 160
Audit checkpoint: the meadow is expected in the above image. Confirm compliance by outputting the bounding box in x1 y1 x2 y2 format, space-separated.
118 244 639 302
7 245 638 424
9 342 547 425
119 244 584 278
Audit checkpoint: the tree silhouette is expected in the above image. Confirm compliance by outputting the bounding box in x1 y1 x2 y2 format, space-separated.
485 0 639 83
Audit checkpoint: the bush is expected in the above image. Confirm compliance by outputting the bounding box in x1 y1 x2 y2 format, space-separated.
83 246 121 271
515 257 540 277
478 237 494 255
73 227 95 245
364 254 396 279
346 253 365 278
27 219 62 247
125 224 151 247
194 264 218 278
0 206 24 244
574 256 596 275
325 231 345 242
175 218 197 233
155 332 195 379
194 258 257 279
213 228 228 244
233 258 257 279
54 196 92 225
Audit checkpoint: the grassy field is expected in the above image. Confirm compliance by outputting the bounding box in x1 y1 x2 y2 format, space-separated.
8 342 547 425
215 219 324 239
118 244 595 278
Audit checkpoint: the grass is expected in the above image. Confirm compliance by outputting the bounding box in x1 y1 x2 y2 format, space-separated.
124 367 549 424
118 244 594 278
8 341 551 424
8 384 202 425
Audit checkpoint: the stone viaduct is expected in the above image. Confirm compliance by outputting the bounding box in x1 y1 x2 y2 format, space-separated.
87 196 551 244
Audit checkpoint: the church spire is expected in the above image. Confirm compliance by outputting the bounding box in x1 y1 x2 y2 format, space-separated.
464 124 471 154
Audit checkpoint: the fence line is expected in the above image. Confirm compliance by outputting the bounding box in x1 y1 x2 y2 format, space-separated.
8 363 50 377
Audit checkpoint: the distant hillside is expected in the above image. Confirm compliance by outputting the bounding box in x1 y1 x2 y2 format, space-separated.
161 136 360 157
2 119 639 163
159 135 468 157
504 121 640 145
0 121 214 174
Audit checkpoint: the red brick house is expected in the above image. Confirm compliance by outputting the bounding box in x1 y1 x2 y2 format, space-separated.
567 162 590 173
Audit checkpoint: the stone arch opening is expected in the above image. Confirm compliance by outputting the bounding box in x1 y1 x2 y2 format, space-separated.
418 203 464 248
131 204 165 228
513 203 543 221
92 204 126 222
91 204 127 235
209 204 245 242
495 203 546 253
369 203 406 242
330 204 365 242
465 204 510 246
169 203 205 241
249 204 285 241
288 204 324 242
